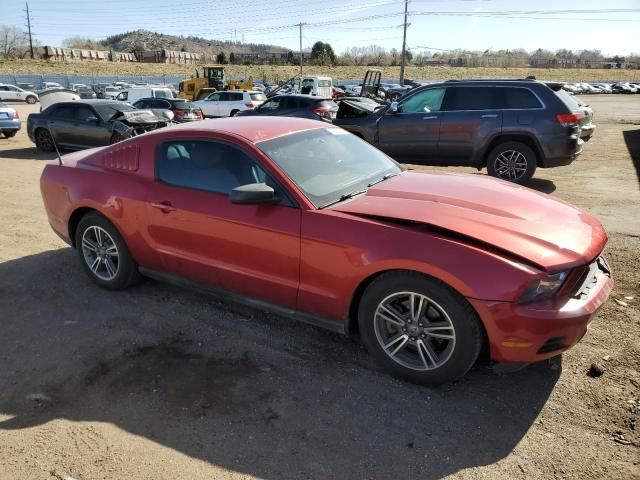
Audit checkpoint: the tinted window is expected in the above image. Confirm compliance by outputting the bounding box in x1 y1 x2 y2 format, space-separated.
443 87 495 111
134 100 148 109
49 105 76 119
497 88 542 109
400 88 445 113
0 86 9 91
171 100 194 109
156 140 267 195
74 106 98 122
258 98 281 111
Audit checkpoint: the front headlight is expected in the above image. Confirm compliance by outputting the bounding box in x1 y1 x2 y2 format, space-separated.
518 271 568 304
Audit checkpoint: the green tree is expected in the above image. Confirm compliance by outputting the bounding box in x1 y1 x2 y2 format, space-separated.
216 51 227 64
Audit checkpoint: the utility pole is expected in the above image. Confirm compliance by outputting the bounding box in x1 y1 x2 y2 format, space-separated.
24 2 34 59
299 22 305 77
399 0 409 85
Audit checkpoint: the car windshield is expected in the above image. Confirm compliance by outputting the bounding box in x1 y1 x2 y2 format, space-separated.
154 89 173 99
257 128 402 208
93 102 136 121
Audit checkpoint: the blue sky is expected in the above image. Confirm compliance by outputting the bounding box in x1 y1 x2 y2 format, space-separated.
4 0 640 56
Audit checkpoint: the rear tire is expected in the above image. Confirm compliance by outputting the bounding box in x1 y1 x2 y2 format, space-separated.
35 128 55 152
1 130 17 138
358 272 483 385
26 95 37 104
75 212 140 290
486 141 537 185
230 109 239 117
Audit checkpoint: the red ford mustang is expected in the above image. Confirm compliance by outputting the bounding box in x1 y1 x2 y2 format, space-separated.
40 117 613 384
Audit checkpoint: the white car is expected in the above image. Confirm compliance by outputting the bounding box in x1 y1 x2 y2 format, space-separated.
115 87 174 104
193 90 266 118
0 83 39 104
103 86 122 100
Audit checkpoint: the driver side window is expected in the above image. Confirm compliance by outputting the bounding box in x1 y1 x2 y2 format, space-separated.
156 140 268 196
259 98 281 111
207 93 221 102
400 88 446 113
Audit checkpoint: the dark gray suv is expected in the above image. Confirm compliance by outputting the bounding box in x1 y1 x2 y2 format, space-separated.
335 79 585 184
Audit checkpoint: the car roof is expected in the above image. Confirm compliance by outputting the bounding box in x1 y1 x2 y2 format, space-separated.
146 116 328 143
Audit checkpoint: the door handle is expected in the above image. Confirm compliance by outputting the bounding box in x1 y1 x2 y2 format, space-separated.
423 116 438 120
151 201 176 213
481 114 498 118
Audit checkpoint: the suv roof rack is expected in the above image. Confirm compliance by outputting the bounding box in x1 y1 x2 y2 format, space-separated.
444 76 537 82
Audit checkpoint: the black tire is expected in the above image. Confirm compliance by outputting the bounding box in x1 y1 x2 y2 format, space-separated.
486 141 537 185
75 212 140 290
26 95 37 104
358 271 483 385
1 129 17 138
110 132 125 144
35 128 55 152
230 109 239 117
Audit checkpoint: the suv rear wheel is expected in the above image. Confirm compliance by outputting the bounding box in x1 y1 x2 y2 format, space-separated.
486 141 537 184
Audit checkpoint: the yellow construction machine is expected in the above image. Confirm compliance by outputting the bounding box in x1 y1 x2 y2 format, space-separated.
177 66 253 101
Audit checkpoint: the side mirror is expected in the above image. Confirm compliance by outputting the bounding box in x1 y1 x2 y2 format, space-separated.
389 101 400 114
87 116 100 124
230 183 276 205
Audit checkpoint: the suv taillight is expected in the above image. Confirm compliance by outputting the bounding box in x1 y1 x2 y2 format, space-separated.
244 102 254 109
556 112 584 126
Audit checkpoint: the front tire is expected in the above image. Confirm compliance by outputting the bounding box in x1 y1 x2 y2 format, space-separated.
486 141 537 184
26 95 37 104
358 272 483 385
35 128 55 152
75 213 140 290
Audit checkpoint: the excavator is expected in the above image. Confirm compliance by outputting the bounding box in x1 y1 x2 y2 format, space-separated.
177 66 253 101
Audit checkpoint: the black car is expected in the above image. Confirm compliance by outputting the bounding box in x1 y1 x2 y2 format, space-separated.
27 100 169 151
235 94 338 122
133 97 203 122
334 79 585 184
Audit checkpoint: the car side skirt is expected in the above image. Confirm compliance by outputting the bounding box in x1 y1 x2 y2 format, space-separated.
138 267 347 335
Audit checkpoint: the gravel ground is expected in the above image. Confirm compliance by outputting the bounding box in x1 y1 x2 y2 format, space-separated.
0 95 638 480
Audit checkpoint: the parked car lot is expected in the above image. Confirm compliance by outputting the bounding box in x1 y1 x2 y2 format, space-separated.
0 96 638 479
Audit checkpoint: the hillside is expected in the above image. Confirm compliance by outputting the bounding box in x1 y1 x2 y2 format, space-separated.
0 59 638 84
101 30 289 58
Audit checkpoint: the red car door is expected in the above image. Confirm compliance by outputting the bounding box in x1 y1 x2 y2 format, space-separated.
144 139 301 308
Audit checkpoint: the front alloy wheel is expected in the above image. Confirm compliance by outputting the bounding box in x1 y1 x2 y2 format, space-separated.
486 141 537 185
358 272 483 385
374 292 456 371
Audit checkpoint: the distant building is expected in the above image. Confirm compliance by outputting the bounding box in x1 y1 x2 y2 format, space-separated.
141 49 200 64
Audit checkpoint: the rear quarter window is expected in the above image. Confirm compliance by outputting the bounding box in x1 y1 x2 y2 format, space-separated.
497 88 542 109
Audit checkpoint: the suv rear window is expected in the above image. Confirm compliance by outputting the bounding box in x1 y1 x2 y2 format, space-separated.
250 93 266 101
553 89 580 111
444 87 495 111
497 88 542 109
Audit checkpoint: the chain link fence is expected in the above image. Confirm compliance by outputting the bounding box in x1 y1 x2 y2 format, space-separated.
0 74 185 89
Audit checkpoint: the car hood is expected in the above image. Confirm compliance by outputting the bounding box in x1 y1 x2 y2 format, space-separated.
330 171 607 271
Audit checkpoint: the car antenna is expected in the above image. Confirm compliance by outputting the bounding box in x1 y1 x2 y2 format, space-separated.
46 125 64 165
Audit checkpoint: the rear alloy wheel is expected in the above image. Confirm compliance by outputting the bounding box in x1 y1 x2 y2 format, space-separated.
1 130 17 138
75 213 140 290
26 95 37 104
486 141 537 185
35 128 55 152
358 272 483 385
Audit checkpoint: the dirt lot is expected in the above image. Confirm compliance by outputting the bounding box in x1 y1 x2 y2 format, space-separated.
0 96 639 480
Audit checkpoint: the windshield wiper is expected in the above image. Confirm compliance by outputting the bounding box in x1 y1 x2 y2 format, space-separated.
319 189 368 209
367 172 401 188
